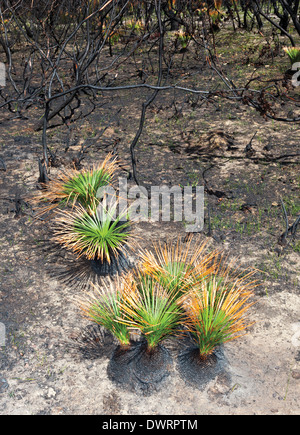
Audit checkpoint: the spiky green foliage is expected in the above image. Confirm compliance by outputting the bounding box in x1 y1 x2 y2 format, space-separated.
57 166 112 210
53 202 132 263
76 245 256 356
120 271 183 351
31 153 118 215
283 46 300 65
79 282 131 347
182 276 255 359
139 237 219 299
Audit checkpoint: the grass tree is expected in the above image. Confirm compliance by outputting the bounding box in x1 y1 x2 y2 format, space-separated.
31 153 135 276
78 281 131 349
283 46 300 65
181 275 256 359
76 239 257 390
119 271 184 353
139 236 221 299
53 201 133 265
31 153 118 216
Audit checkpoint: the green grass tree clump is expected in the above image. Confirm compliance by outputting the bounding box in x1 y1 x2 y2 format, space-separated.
78 281 131 349
139 236 220 299
119 271 184 352
53 202 133 264
31 152 134 276
76 238 257 389
283 46 300 65
31 153 118 216
181 275 256 359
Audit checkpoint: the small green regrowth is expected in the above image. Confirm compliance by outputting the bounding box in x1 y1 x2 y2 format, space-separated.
176 29 191 49
283 46 300 66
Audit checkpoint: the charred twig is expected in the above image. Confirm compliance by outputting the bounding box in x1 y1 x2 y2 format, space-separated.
129 0 164 189
38 157 49 185
280 197 289 240
278 197 300 246
244 130 258 156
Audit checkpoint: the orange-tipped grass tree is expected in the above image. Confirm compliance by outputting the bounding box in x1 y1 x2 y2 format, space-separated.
53 201 133 259
78 270 180 391
119 270 184 353
31 153 118 216
78 280 131 349
52 199 135 276
199 252 259 299
139 236 221 299
77 277 143 389
30 153 136 278
181 275 256 360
